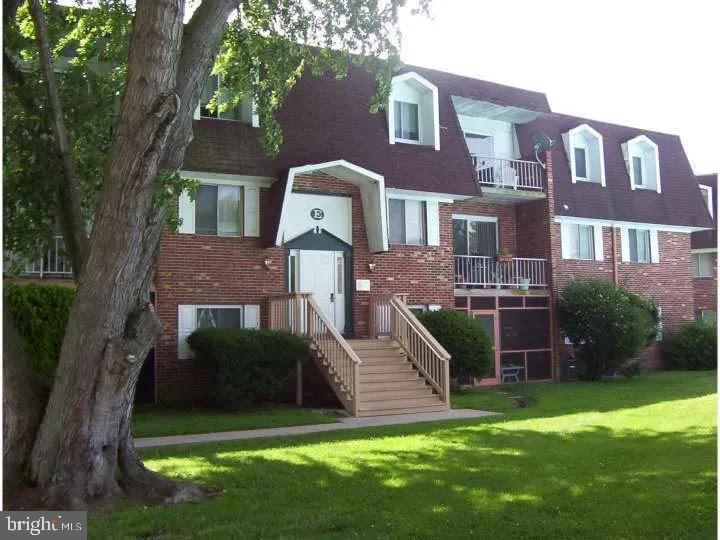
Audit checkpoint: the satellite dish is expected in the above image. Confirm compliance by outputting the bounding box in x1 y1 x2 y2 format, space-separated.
532 132 555 169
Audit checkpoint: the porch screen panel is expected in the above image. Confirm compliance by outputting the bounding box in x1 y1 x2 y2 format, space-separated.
526 351 552 380
500 309 550 350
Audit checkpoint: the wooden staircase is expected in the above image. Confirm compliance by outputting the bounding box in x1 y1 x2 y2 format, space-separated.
349 339 448 416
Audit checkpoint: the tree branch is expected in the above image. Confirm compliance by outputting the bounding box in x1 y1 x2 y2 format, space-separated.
27 0 89 279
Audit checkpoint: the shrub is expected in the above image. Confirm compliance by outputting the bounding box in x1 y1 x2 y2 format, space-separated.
557 279 659 380
188 328 310 410
416 310 493 382
4 282 74 381
662 321 717 370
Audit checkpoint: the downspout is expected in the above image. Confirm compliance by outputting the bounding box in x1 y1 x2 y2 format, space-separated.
611 226 619 284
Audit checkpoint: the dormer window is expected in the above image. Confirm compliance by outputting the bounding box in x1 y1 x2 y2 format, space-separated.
195 74 259 126
562 124 606 185
394 101 419 142
622 135 661 193
388 72 440 150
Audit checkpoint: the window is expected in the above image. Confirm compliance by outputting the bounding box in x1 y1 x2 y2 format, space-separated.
389 199 426 245
697 310 717 323
195 184 242 236
197 306 242 329
177 304 260 359
623 135 660 192
699 185 713 218
563 124 605 184
453 217 498 256
198 74 257 125
393 101 419 141
408 305 428 316
628 228 651 262
574 147 587 179
693 253 714 277
566 224 595 260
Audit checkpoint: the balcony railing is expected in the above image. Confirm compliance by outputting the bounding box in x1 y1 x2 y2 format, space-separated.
454 255 547 288
472 155 544 191
22 236 73 277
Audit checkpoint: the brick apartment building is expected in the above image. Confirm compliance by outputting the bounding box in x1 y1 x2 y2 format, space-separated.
16 63 716 413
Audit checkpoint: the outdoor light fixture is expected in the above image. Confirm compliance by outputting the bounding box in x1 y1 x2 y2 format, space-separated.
368 261 376 272
264 258 272 270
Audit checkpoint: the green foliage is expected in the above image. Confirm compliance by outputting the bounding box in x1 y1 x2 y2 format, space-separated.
188 328 310 410
662 320 717 370
417 310 493 382
557 279 659 380
4 282 75 381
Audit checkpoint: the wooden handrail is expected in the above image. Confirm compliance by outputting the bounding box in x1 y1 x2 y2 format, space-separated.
371 294 451 404
269 292 361 415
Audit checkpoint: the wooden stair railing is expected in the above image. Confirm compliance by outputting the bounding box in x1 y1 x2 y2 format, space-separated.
269 293 361 415
370 294 451 405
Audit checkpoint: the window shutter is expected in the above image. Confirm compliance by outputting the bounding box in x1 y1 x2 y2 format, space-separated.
243 186 260 237
593 225 604 261
560 223 572 259
650 230 660 263
620 227 630 262
177 305 196 359
425 201 440 246
244 305 260 329
178 189 195 234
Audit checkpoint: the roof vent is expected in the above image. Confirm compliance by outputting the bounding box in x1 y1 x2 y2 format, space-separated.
532 132 555 169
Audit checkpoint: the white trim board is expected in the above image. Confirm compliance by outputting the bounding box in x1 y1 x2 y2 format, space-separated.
553 215 709 233
385 188 456 203
692 248 718 254
452 214 498 223
180 170 275 187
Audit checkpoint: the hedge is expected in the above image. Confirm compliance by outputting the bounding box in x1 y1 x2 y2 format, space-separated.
188 328 310 410
662 320 717 370
4 282 74 381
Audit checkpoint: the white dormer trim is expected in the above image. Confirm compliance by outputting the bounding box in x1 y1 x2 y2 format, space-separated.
387 72 440 151
622 135 661 193
699 184 713 219
561 124 606 186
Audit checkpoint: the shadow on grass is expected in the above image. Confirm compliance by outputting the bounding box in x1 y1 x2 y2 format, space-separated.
92 421 716 539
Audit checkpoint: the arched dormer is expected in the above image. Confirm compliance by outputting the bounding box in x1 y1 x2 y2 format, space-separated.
387 72 440 151
562 124 606 185
622 135 661 193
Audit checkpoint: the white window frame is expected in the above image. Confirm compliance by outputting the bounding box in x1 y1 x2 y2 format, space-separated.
692 252 714 278
177 304 260 359
388 198 427 246
387 72 440 151
194 74 259 127
451 214 499 256
699 184 713 218
193 184 244 237
393 98 422 144
562 124 606 186
622 135 661 193
560 221 604 261
698 309 717 323
620 227 660 263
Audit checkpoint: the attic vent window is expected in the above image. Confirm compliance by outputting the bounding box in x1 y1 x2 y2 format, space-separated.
622 135 661 193
562 124 606 185
387 72 440 151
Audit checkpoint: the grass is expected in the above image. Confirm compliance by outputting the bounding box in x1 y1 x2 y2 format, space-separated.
132 405 341 438
95 371 716 539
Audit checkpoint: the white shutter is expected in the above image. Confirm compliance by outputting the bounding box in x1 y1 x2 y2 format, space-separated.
178 305 196 359
244 305 260 329
593 225 604 261
650 230 660 263
425 201 440 246
243 186 260 237
620 227 630 262
560 223 573 259
178 189 195 234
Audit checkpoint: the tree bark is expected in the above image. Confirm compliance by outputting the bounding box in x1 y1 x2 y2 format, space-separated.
27 0 238 509
27 0 88 277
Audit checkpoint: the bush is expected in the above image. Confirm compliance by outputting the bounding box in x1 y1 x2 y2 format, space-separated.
416 310 493 382
662 321 717 370
558 279 658 380
4 282 74 381
188 328 310 410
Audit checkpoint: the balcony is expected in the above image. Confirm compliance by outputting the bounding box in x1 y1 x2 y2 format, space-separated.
454 255 548 289
472 156 546 202
17 236 73 278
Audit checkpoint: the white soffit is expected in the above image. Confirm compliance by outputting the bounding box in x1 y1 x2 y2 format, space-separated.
451 96 545 124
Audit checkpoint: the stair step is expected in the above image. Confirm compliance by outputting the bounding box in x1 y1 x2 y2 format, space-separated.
358 403 449 417
360 363 414 374
356 356 408 365
347 339 399 349
360 371 422 383
353 348 405 358
361 387 433 401
360 379 429 391
359 396 442 411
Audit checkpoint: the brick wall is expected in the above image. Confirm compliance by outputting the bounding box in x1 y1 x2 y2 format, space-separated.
693 253 717 315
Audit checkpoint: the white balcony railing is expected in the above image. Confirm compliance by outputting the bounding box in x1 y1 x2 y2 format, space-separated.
454 255 547 288
22 236 73 277
472 155 544 191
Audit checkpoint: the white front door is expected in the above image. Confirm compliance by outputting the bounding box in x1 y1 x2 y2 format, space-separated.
297 249 346 332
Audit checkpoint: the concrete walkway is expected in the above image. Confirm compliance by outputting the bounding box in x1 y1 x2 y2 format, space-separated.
135 408 499 449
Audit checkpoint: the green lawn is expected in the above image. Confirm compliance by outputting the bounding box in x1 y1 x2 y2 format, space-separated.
97 371 716 539
132 405 340 438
